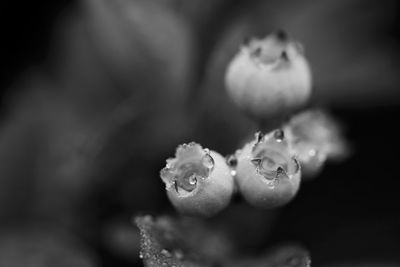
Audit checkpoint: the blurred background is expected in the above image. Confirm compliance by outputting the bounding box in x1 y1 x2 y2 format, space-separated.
1 0 400 266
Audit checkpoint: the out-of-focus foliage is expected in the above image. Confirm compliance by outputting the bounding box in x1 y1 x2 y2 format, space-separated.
0 227 97 267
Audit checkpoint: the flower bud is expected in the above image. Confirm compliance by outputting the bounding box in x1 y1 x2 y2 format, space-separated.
160 142 234 217
284 109 348 178
235 130 301 208
225 31 312 119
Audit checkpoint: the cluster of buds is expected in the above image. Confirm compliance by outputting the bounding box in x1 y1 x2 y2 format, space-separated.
160 114 346 216
160 130 300 216
160 31 348 216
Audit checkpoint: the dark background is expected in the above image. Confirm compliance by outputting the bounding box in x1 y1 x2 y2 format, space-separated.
1 0 400 266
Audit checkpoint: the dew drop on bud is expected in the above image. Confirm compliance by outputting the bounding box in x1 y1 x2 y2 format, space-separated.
160 142 235 216
188 174 197 185
273 129 284 142
251 155 287 181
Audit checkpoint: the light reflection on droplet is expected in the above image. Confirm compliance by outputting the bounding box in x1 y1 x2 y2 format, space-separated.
188 174 197 185
273 129 284 142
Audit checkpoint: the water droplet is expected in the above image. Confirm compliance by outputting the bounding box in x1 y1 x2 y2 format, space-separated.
139 252 143 259
188 174 197 185
230 170 237 176
161 249 171 257
202 154 214 170
226 154 238 167
252 155 288 181
274 129 284 141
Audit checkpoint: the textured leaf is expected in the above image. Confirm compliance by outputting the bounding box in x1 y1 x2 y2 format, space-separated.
135 215 210 267
135 215 311 267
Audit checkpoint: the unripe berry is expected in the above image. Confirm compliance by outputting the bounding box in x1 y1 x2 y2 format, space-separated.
160 142 234 217
284 110 348 178
225 31 312 119
235 130 301 208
